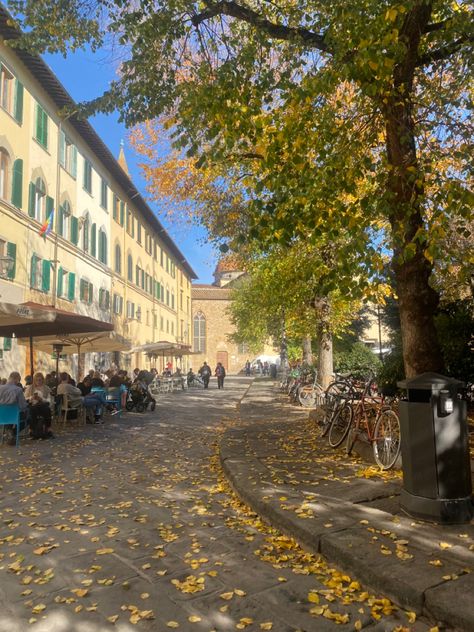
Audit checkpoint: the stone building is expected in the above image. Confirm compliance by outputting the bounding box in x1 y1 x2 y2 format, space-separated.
190 258 276 375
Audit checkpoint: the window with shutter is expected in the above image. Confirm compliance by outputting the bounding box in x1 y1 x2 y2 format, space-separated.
11 159 23 208
3 337 12 351
127 255 133 281
35 104 48 149
57 266 63 297
0 148 9 202
100 178 108 209
13 79 23 123
41 259 51 292
30 254 38 288
70 216 79 245
83 159 92 193
90 224 96 257
6 242 16 280
120 201 125 226
68 272 75 301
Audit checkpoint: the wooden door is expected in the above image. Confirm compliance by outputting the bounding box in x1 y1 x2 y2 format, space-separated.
216 351 228 371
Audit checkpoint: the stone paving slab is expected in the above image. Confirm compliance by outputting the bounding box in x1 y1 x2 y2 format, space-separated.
221 379 474 631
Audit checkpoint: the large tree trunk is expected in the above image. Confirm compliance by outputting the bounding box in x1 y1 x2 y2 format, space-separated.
314 298 333 388
302 336 312 365
383 2 444 378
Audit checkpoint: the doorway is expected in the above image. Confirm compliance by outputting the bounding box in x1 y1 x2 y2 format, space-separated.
216 350 228 371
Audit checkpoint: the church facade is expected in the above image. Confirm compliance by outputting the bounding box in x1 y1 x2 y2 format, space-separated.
190 260 277 375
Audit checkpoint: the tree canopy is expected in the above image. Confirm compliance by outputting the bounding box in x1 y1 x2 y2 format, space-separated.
7 0 473 376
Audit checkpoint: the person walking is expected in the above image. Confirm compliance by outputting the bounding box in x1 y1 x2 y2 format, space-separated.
198 362 212 389
215 362 226 389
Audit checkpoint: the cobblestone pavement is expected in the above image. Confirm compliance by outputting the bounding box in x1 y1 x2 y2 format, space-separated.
0 377 436 631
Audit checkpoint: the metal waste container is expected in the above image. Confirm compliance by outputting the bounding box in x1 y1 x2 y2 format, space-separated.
397 372 473 524
270 364 277 379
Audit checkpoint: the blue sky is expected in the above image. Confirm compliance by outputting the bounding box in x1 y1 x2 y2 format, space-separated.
43 48 216 284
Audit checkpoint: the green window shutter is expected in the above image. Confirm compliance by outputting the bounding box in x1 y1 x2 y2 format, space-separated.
79 279 85 301
46 196 54 220
91 224 96 257
68 272 75 301
28 182 36 217
99 288 103 308
11 159 23 208
3 337 12 351
13 80 23 123
88 283 93 304
41 259 51 292
30 254 37 287
57 267 63 297
135 266 139 286
71 146 77 178
70 216 79 245
42 109 48 148
6 242 16 280
120 201 125 226
59 130 66 167
35 104 42 143
102 233 107 265
105 290 110 310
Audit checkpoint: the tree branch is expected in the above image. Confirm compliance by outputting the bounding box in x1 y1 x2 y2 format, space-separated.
423 20 449 33
191 1 330 53
416 35 474 66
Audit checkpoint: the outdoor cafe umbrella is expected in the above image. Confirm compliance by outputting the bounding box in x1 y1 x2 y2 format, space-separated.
0 301 114 376
127 341 194 369
18 331 130 381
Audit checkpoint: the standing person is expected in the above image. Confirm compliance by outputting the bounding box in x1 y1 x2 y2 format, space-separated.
198 362 212 389
0 372 29 445
245 360 251 376
215 362 226 389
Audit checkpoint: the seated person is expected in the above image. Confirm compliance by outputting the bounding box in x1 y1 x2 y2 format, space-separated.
24 372 53 439
77 375 92 396
57 372 106 424
0 371 29 445
107 374 127 411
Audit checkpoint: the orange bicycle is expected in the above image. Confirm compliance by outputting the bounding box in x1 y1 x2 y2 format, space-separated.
329 376 401 470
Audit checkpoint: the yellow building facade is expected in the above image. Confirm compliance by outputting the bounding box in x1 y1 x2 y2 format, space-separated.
0 8 195 377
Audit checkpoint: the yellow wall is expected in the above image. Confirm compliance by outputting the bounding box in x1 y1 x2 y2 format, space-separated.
0 40 194 379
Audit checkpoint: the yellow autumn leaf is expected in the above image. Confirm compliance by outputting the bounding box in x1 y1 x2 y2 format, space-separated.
33 546 50 555
167 622 179 628
234 588 246 597
96 548 114 555
439 542 452 550
140 593 150 599
107 615 119 624
355 621 362 631
71 588 89 598
220 591 234 600
429 559 443 566
260 624 273 631
308 592 320 604
32 604 46 614
188 615 202 623
407 611 417 623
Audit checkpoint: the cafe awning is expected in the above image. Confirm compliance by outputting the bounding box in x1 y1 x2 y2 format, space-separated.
18 331 130 355
128 341 193 357
0 302 114 338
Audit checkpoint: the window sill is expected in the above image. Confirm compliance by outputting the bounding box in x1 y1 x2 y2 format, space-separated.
32 137 50 154
0 105 21 126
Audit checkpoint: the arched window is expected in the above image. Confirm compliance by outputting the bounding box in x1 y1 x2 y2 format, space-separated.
115 244 122 274
0 148 10 200
127 254 133 282
193 312 206 353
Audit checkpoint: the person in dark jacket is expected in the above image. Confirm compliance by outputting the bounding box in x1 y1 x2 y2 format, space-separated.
198 362 211 389
215 362 226 389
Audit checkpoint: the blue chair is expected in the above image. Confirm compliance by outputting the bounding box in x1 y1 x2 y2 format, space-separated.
0 404 21 447
105 387 122 417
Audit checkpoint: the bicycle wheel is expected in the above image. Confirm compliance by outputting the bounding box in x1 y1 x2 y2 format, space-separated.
373 409 401 470
328 403 353 447
321 382 352 437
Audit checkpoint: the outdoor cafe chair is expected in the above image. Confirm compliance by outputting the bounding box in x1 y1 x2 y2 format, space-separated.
57 394 86 427
0 403 21 447
105 387 122 417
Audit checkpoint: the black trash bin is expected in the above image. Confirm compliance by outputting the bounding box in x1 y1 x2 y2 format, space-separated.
397 372 473 524
270 364 277 379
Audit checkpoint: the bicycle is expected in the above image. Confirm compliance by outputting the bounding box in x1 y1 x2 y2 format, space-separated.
297 371 325 408
330 378 401 469
318 375 357 437
327 372 375 448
